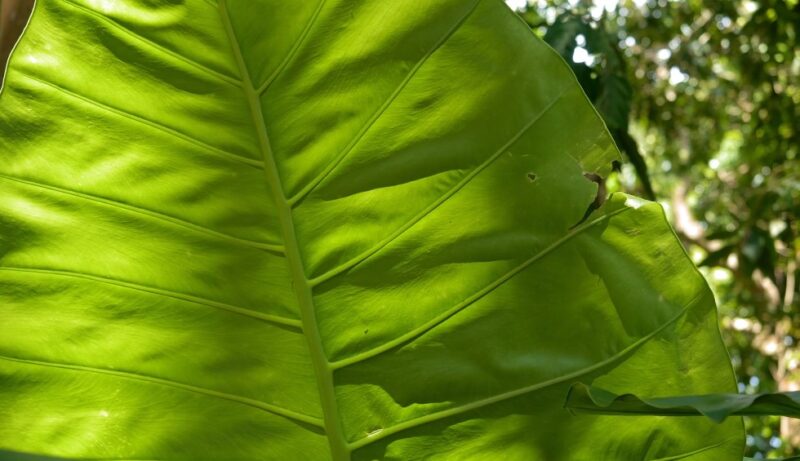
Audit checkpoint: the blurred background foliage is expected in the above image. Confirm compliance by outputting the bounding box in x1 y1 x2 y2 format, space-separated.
0 0 33 74
508 0 799 457
2 0 799 458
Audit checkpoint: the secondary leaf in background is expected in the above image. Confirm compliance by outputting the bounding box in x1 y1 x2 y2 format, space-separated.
743 458 800 461
0 1 742 459
566 383 800 422
0 0 35 77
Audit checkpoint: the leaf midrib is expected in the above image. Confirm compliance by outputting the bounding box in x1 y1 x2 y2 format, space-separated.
217 2 350 460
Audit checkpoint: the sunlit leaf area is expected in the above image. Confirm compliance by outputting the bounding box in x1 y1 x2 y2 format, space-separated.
1 0 798 459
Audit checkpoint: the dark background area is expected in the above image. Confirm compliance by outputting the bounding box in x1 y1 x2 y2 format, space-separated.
0 0 33 75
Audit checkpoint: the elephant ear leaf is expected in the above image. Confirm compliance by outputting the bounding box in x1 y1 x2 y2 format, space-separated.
0 1 743 460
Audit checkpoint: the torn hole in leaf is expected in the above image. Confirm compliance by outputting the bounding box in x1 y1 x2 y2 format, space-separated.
526 172 537 183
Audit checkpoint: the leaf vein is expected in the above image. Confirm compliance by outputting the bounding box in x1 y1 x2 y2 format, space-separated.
348 292 706 450
330 205 631 370
0 266 301 329
0 174 284 253
59 0 242 87
0 354 323 428
308 86 572 287
255 0 327 95
649 436 740 460
287 0 483 207
16 72 264 168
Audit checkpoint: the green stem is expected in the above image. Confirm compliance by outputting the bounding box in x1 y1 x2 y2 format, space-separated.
217 2 349 459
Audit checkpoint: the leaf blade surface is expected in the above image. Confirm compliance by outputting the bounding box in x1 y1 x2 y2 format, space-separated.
0 1 743 460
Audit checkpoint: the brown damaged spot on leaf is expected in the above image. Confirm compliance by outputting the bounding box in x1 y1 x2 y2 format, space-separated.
570 168 609 229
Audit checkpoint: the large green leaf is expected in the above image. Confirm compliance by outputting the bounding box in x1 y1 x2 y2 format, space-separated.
0 1 743 460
